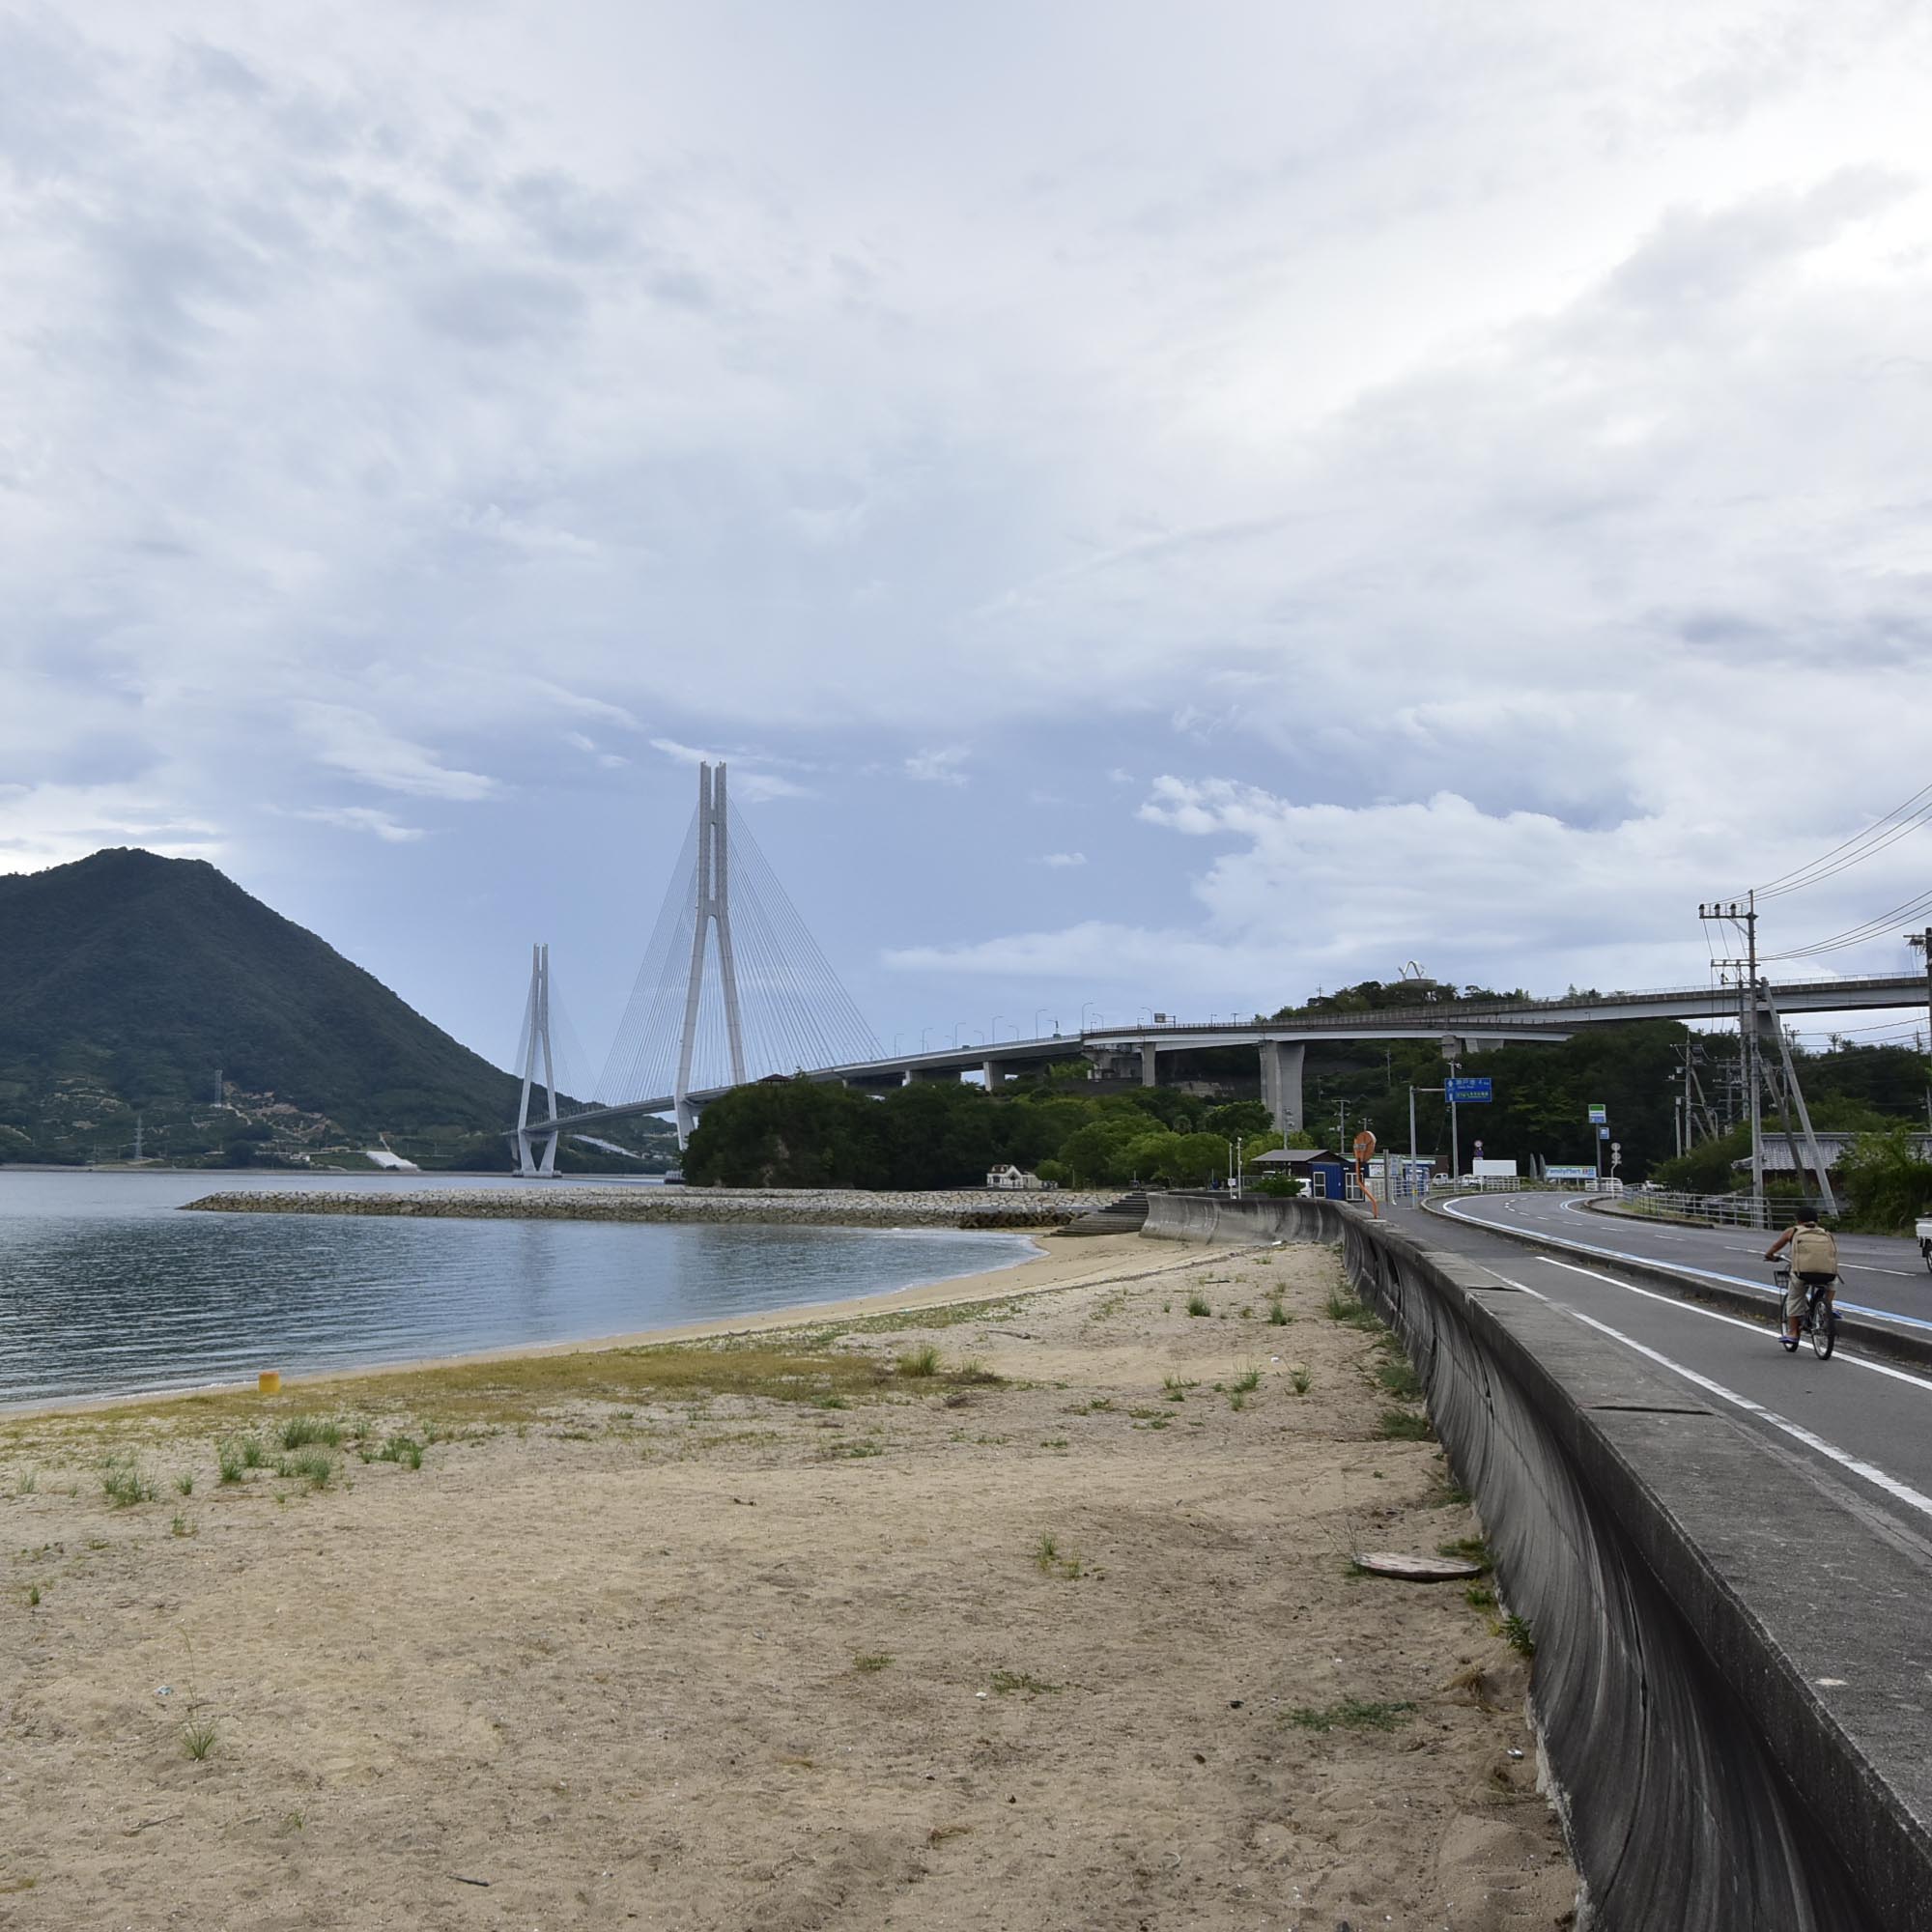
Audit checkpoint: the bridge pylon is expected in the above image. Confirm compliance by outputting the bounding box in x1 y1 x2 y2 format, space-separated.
514 941 560 1177
673 761 746 1146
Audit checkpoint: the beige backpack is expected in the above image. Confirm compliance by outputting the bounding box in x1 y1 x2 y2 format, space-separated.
1789 1225 1837 1276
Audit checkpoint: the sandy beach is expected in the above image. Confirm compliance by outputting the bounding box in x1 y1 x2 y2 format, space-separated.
1 1232 1577 1930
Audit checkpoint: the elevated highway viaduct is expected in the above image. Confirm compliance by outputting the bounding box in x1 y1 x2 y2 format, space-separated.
525 972 1931 1151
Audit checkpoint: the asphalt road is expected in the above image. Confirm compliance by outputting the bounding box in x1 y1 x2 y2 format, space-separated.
1447 1189 1932 1337
1405 1194 1932 1556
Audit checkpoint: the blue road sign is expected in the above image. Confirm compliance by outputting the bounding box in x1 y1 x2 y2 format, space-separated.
1445 1077 1492 1103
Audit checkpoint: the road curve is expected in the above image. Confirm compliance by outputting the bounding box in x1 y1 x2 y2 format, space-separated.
1410 1193 1932 1556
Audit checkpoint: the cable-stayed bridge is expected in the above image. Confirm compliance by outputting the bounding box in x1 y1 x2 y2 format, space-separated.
509 764 1932 1174
511 762 879 1173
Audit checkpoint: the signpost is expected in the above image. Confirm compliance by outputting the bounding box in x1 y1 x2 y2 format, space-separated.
1446 1077 1492 1103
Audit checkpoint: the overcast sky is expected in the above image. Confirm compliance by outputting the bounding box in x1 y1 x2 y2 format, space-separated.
6 1 1932 1083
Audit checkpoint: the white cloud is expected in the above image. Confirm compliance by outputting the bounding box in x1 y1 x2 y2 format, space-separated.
1037 850 1086 868
905 747 970 786
7 4 1932 1053
294 806 426 843
648 738 809 802
298 706 496 802
0 782 220 873
889 773 1932 1013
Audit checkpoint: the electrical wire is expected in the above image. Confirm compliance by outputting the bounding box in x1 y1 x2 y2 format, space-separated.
1759 884 1932 962
1748 780 1932 901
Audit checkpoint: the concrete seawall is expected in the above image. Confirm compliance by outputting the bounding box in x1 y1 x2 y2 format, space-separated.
1145 1191 1932 1932
182 1187 1109 1231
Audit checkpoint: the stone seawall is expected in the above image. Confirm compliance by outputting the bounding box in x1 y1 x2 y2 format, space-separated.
1146 1190 1932 1932
182 1187 1111 1231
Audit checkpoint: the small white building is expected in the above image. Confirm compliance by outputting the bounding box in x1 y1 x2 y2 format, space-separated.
986 1164 1047 1190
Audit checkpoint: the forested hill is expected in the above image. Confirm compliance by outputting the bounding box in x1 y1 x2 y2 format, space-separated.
0 848 517 1152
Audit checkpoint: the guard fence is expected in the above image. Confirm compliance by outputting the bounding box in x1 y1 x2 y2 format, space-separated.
1607 1187 1821 1233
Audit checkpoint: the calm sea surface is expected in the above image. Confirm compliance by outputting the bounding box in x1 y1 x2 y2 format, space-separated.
0 1171 1040 1407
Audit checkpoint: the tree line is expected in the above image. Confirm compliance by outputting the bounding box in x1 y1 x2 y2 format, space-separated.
681 1071 1294 1191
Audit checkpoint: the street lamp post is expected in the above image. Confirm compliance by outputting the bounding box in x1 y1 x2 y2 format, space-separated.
921 1028 936 1053
1080 1001 1098 1032
991 1016 1005 1043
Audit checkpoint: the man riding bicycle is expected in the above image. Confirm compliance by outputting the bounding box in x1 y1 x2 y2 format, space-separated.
1765 1209 1837 1353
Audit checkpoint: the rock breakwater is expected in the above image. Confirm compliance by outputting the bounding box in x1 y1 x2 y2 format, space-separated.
182 1187 1112 1230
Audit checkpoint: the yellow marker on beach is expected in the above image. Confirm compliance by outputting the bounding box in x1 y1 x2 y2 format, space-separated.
258 1370 281 1395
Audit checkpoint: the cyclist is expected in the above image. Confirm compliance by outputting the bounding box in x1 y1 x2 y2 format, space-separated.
1765 1209 1838 1353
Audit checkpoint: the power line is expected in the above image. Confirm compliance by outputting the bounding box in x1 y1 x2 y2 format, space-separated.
1759 883 1932 961
1750 779 1932 901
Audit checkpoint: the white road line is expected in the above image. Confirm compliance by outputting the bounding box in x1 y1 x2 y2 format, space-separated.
1440 1199 1932 1337
1535 1257 1932 1395
1484 1270 1932 1523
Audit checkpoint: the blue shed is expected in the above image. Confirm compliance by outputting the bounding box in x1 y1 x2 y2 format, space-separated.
1254 1147 1349 1199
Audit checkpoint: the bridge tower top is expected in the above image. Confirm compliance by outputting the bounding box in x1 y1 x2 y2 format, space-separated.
674 762 746 1144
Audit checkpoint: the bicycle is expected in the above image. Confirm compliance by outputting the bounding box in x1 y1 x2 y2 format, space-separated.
1773 1264 1838 1360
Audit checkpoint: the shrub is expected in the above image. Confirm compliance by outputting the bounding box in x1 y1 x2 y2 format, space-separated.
1838 1127 1932 1232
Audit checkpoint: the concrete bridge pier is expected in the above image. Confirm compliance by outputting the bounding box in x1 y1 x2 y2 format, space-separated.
1259 1040 1306 1135
1141 1041 1158 1087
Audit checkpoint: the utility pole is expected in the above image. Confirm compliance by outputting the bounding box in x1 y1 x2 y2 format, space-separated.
1746 890 1764 1210
1909 927 1932 1065
1699 894 1764 1219
1439 1036 1463 1181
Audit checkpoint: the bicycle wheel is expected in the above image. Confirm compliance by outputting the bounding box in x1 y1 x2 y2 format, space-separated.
1810 1295 1836 1361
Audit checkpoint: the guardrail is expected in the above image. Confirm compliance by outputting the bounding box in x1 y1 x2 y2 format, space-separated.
1142 1191 1931 1931
1608 1188 1824 1233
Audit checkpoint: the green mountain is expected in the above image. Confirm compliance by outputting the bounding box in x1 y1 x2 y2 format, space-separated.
0 848 520 1163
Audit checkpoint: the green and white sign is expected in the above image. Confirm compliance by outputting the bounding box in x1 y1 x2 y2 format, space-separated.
1587 1103 1607 1125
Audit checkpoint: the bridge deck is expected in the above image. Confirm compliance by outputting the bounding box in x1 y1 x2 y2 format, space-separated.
518 973 1930 1139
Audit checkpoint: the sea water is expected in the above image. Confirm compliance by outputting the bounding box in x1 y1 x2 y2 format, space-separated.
0 1171 1039 1406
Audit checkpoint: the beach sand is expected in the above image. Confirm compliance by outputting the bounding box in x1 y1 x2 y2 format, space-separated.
0 1233 1577 1929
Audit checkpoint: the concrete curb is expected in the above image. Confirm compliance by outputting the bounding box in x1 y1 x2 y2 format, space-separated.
1145 1191 1932 1932
1421 1196 1932 1372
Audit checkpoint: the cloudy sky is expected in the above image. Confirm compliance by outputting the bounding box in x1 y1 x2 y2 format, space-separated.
7 0 1932 1083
